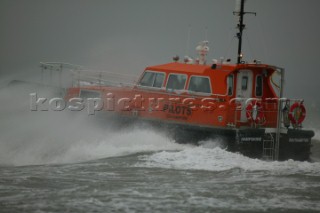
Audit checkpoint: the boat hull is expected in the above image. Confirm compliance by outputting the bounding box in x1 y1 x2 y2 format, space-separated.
126 116 314 161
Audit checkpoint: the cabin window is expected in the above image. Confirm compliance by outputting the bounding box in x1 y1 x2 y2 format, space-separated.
241 76 248 90
153 73 165 88
166 74 187 91
255 75 263 97
188 76 211 94
227 75 234 96
139 71 165 88
79 90 101 98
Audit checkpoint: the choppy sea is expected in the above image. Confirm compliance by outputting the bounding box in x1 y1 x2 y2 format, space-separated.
0 83 320 212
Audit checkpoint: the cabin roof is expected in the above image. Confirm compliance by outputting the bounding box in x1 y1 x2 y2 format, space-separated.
146 62 210 74
145 62 236 76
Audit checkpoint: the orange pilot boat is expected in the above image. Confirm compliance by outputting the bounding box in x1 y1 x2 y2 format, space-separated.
46 0 314 161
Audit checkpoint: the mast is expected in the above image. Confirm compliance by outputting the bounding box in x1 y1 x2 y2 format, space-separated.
234 0 256 64
237 0 245 64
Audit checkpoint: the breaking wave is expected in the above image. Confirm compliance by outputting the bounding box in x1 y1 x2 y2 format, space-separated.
0 82 185 166
137 141 320 175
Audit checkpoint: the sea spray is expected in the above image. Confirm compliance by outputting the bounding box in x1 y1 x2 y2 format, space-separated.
0 83 185 166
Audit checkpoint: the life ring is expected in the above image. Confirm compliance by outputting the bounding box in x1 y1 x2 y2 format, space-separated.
288 102 306 125
246 100 265 125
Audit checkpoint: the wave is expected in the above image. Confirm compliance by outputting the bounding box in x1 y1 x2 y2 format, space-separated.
1 112 187 166
0 82 186 166
137 140 320 175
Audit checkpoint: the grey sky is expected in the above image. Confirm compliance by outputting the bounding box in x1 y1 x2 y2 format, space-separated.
1 0 320 100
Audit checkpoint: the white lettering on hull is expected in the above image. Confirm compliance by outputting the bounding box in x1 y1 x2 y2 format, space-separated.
289 138 309 143
241 137 262 142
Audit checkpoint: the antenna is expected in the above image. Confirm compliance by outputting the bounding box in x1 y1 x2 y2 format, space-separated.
205 26 208 41
185 24 192 56
233 0 256 64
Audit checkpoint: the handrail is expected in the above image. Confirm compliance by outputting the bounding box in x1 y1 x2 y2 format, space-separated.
70 69 137 88
70 69 136 78
40 62 84 71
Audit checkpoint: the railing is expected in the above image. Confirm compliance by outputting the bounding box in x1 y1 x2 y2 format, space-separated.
39 62 84 88
39 62 138 89
69 69 137 88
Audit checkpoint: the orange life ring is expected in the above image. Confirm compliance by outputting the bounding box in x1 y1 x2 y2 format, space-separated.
288 102 306 125
246 100 265 124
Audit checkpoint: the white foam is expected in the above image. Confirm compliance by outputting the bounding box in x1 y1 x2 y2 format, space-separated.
0 84 186 166
48 129 186 165
0 125 186 166
313 129 320 141
137 141 320 175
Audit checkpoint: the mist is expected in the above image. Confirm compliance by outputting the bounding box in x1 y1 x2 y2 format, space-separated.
0 83 186 166
1 0 320 100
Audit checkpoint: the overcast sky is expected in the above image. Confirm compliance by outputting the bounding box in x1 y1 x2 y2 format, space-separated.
1 0 320 100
